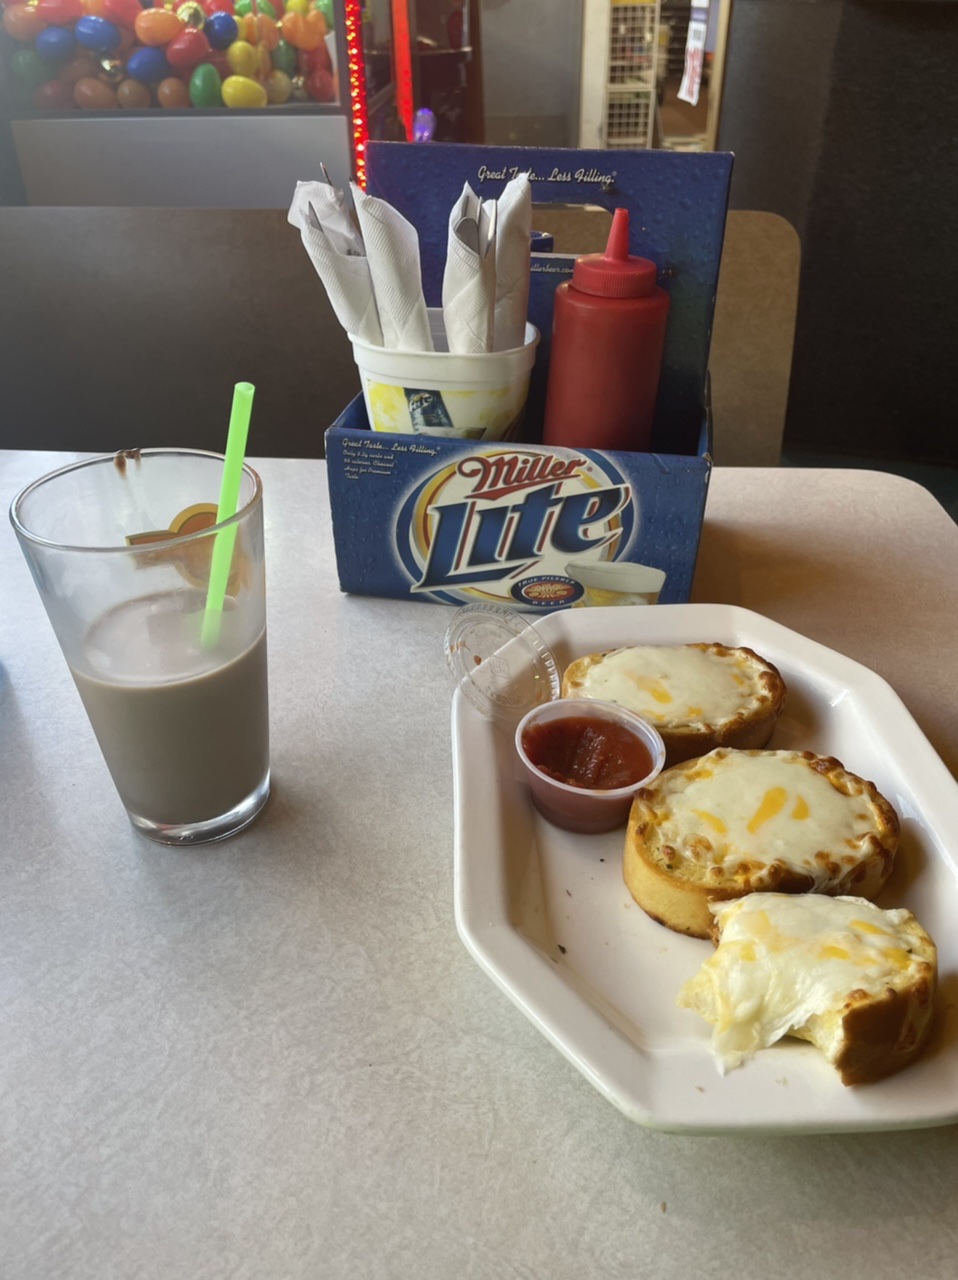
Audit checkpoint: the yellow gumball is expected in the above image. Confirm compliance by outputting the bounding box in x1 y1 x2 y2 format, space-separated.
265 68 291 104
221 74 267 108
285 0 307 12
256 42 270 78
225 39 258 78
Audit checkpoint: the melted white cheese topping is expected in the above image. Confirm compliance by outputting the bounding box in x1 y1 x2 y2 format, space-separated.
573 645 768 731
656 750 878 884
678 893 925 1073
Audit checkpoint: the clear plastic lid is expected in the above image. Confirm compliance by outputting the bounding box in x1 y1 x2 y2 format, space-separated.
444 603 561 719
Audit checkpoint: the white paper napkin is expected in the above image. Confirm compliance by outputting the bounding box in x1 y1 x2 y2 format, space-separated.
442 182 498 355
287 181 383 346
351 183 433 352
494 173 532 351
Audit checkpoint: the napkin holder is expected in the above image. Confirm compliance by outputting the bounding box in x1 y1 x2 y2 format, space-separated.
325 142 732 612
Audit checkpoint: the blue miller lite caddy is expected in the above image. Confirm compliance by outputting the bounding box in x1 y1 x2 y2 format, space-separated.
325 142 732 612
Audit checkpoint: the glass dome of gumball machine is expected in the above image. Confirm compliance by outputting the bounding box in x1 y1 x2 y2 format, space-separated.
0 0 407 205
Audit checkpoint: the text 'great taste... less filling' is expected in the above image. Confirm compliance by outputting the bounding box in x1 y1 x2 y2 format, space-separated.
521 717 653 791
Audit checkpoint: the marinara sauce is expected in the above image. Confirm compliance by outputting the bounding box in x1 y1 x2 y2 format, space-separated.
521 715 653 791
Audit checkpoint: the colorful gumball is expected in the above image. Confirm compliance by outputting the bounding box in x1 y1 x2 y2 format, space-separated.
234 0 272 14
265 67 289 103
279 9 323 50
304 39 329 74
33 77 73 107
73 74 117 106
36 0 82 23
156 74 189 106
116 74 150 105
220 73 265 107
314 0 332 27
283 0 305 13
11 47 48 88
125 44 169 81
203 8 233 46
3 5 48 41
81 0 107 15
35 24 76 59
102 0 142 26
305 65 332 101
254 13 277 48
75 15 121 49
205 48 229 77
165 27 209 67
201 0 232 13
224 38 256 77
133 7 181 44
271 36 294 74
188 59 220 105
57 49 97 82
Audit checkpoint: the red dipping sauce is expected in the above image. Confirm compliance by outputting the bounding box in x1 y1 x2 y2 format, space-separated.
521 715 654 791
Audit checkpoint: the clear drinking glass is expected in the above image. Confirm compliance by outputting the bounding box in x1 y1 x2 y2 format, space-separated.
10 449 270 845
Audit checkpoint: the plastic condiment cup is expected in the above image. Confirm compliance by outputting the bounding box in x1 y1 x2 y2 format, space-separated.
514 698 666 835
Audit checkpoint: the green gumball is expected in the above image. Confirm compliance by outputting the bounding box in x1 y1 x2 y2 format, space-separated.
11 48 48 92
315 0 334 30
189 61 222 108
235 0 275 15
271 38 296 76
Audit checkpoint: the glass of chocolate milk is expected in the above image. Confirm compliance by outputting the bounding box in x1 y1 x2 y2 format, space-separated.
10 449 270 845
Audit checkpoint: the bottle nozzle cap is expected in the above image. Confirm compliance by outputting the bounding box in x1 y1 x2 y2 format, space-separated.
571 207 658 298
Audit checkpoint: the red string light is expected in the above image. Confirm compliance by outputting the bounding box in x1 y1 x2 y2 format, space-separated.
343 0 370 189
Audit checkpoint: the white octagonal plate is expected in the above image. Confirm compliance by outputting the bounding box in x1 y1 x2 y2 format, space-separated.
451 603 958 1135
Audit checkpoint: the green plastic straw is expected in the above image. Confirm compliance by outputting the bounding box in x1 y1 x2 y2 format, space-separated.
201 382 255 649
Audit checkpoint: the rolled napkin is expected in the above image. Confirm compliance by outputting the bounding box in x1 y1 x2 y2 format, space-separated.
287 180 383 346
494 172 533 351
351 182 433 352
442 182 498 355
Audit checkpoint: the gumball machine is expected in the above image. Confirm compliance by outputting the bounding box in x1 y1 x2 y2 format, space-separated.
0 0 409 204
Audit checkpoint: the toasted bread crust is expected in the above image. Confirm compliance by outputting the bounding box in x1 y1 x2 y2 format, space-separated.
562 643 786 766
830 962 937 1085
695 896 937 1085
624 749 899 939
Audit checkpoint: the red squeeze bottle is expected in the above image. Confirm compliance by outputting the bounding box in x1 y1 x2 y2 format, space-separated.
542 208 669 452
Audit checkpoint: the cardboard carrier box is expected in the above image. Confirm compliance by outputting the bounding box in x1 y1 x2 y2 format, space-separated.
325 141 732 612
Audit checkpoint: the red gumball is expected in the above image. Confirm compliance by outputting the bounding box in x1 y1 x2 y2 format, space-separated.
306 66 333 102
3 4 47 40
34 78 73 109
201 0 232 13
206 49 231 79
166 28 210 69
37 0 82 22
102 0 142 27
305 42 330 76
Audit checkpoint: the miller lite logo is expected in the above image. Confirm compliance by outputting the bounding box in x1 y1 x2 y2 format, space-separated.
395 448 637 607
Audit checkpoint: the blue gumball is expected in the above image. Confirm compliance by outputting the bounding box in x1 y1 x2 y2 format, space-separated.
205 11 238 51
74 16 121 52
35 25 76 61
126 46 170 84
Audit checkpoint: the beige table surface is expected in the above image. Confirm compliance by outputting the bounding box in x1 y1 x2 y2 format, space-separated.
2 453 958 1280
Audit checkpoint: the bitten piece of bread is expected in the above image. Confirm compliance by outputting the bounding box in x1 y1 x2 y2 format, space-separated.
677 893 937 1085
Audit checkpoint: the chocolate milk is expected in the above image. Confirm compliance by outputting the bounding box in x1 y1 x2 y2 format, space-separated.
69 591 269 825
